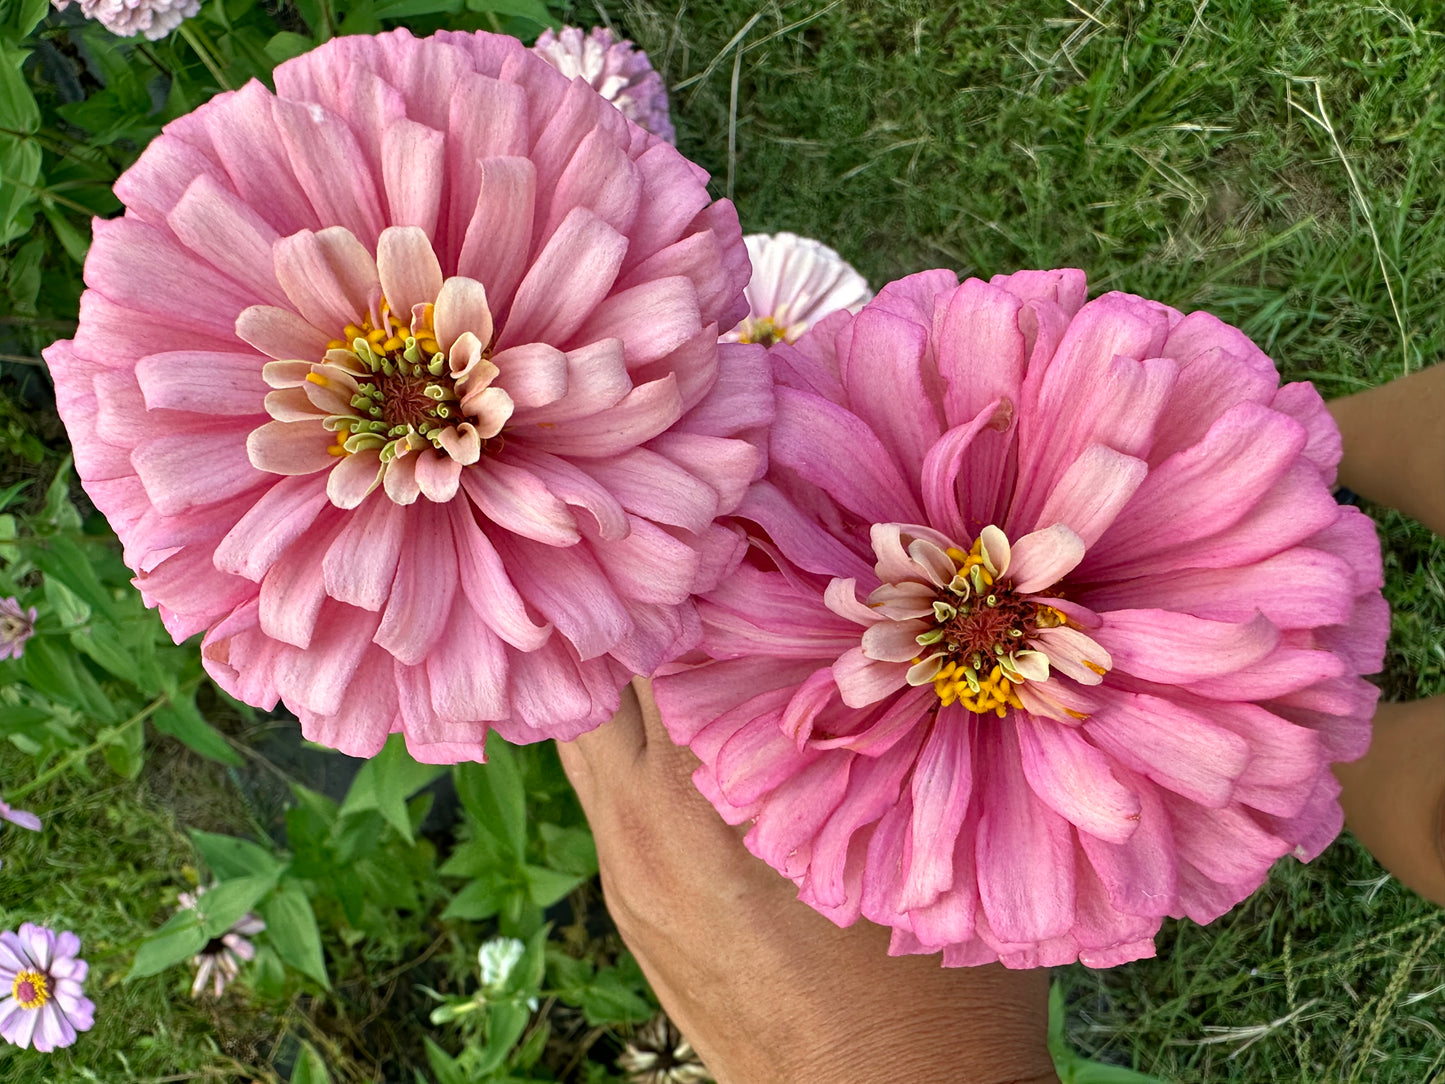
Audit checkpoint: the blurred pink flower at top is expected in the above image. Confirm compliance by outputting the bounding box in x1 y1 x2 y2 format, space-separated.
44 29 766 764
654 268 1387 969
50 0 199 40
0 924 94 1052
721 233 872 347
533 26 676 145
0 598 37 661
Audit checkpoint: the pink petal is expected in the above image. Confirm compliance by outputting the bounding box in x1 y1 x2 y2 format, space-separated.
1016 714 1141 844
375 501 459 664
1028 444 1147 547
498 206 627 349
460 459 580 545
376 226 444 319
832 647 908 708
772 388 925 526
1085 691 1250 808
380 119 445 237
322 490 406 611
246 420 335 476
235 305 333 362
1005 523 1085 594
896 714 975 910
456 156 537 308
448 501 551 650
434 276 493 355
272 226 379 336
975 724 1076 943
1094 610 1280 684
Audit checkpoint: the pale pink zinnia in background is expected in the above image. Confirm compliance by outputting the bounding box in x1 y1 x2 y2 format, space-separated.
721 233 872 347
50 0 199 40
178 888 264 997
44 29 766 763
533 26 676 145
0 924 94 1051
654 268 1387 969
0 597 37 661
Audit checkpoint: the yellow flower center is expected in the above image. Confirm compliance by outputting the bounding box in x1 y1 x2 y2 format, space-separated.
913 538 1066 717
320 300 469 462
13 970 48 1010
737 315 790 346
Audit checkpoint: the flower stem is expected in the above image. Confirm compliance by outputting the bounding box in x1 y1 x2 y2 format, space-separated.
4 684 191 802
178 22 232 92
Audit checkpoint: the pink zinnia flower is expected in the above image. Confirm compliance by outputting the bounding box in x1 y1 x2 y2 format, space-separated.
532 26 676 145
0 597 37 661
0 924 94 1051
50 0 199 40
654 268 1387 969
722 233 872 347
44 29 765 763
178 888 264 997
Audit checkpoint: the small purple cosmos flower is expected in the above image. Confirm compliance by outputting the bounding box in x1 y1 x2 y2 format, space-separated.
177 888 264 998
0 924 95 1051
0 597 37 661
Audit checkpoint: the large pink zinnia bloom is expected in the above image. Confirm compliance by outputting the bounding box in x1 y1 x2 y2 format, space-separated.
43 29 767 763
653 268 1388 969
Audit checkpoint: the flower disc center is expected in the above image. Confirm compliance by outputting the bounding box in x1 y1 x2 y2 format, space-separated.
13 970 48 1010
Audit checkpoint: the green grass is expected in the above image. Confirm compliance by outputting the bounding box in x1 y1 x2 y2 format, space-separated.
0 741 279 1082
570 1 1445 1080
3 0 1443 1079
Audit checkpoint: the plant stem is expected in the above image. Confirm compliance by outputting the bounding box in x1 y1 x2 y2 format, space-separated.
178 22 233 91
4 684 193 802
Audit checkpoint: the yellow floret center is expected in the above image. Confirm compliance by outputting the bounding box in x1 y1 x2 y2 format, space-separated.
13 970 48 1010
915 537 1066 716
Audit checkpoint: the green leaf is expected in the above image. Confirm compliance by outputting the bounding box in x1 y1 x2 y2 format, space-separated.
190 830 283 880
461 0 555 25
33 535 115 617
193 874 280 937
3 0 51 37
264 31 315 64
102 712 146 779
454 733 526 857
441 877 508 921
153 693 242 766
538 823 597 877
438 835 508 879
0 135 42 250
339 733 444 843
371 0 462 16
127 910 207 980
41 205 91 265
40 458 82 531
522 864 583 909
423 1038 468 1084
260 880 330 988
1048 984 1169 1084
478 1000 531 1072
290 1040 332 1084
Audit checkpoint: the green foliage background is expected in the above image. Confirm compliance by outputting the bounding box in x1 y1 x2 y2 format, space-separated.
0 0 1442 1081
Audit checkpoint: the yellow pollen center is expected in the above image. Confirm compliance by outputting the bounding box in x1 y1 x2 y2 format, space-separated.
13 970 48 1010
737 315 789 346
918 537 1065 717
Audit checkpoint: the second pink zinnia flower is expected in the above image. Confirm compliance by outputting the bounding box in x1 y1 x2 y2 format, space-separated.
44 29 766 762
654 268 1388 969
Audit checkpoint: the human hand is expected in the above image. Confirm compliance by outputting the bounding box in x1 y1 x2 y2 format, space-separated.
556 678 1059 1084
